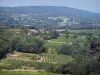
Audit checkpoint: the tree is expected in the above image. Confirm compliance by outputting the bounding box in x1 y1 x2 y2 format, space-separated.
50 30 59 39
0 25 9 58
0 39 9 58
0 25 7 40
9 35 21 53
16 36 47 54
41 30 59 40
58 44 72 55
65 30 70 38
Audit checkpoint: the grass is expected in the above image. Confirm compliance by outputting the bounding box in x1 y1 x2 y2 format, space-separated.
12 51 38 58
45 41 61 53
0 59 49 70
44 34 68 53
45 41 61 49
22 53 37 58
70 29 99 32
0 71 62 75
70 29 100 35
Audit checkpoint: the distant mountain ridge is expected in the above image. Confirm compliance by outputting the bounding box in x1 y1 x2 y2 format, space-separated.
0 6 100 29
0 6 100 17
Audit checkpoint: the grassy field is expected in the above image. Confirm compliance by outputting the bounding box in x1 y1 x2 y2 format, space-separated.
70 29 100 35
0 71 62 75
13 51 38 58
44 34 68 53
45 41 61 53
70 29 100 32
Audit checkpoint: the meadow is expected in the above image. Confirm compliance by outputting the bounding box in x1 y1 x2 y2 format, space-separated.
0 71 62 75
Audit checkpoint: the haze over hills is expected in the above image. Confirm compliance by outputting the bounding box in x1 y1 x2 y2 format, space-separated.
0 6 100 16
0 6 100 29
1 4 100 75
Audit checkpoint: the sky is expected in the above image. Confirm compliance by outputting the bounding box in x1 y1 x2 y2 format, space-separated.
0 0 100 13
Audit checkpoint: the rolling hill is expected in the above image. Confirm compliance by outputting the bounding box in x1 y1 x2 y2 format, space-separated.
0 6 100 29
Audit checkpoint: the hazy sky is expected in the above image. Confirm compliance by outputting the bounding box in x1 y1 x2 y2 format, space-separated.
0 0 100 13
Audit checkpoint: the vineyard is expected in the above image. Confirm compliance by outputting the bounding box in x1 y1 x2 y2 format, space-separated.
1 25 99 75
0 52 72 71
42 54 72 64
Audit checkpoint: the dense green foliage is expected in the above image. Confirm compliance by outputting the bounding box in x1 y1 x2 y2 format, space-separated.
0 25 47 58
0 26 9 58
58 44 72 55
0 39 9 58
41 30 59 40
15 36 46 54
